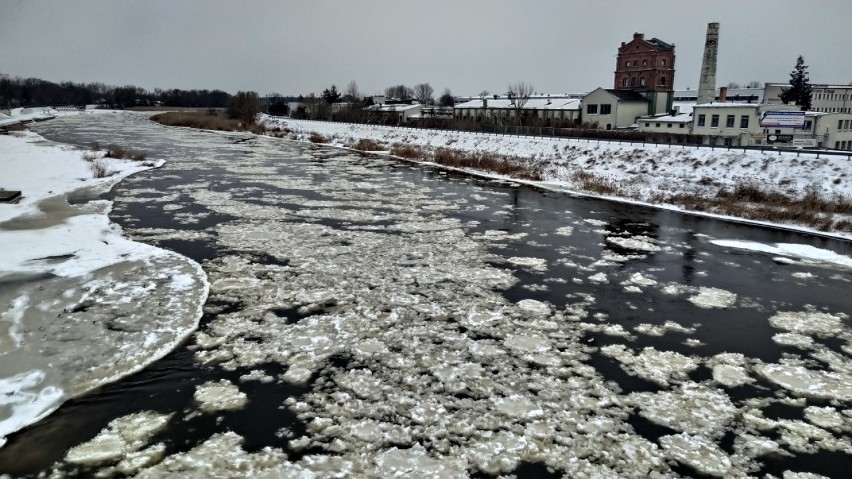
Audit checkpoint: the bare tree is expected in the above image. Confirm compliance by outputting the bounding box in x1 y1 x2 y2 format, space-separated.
746 80 762 89
478 90 490 97
385 84 414 101
413 83 434 105
344 81 360 102
507 82 533 125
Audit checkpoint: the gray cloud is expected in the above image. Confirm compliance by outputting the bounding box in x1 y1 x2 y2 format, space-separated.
1 0 849 96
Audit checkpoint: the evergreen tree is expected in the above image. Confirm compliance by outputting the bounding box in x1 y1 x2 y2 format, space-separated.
322 85 341 104
779 55 812 111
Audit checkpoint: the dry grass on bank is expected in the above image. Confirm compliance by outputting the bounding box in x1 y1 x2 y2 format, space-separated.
431 147 544 181
349 138 384 151
309 133 330 143
654 182 852 232
150 111 264 134
390 144 426 159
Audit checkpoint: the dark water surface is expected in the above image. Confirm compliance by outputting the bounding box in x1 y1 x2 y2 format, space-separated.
2 113 851 477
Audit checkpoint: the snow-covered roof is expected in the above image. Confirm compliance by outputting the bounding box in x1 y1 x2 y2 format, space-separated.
693 102 761 108
454 97 581 110
638 113 692 124
765 82 852 89
672 102 695 114
366 103 421 112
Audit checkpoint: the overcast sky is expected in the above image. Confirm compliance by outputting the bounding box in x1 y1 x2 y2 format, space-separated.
1 0 850 97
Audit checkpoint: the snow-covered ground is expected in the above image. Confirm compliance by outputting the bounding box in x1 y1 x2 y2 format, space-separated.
0 128 208 448
261 116 852 239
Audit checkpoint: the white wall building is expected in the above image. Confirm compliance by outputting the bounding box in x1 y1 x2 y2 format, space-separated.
636 113 692 133
763 83 852 113
453 95 582 124
581 88 649 130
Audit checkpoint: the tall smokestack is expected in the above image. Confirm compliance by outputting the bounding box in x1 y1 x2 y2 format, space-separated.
697 23 719 105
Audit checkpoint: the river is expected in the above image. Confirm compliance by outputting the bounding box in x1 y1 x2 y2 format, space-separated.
2 112 851 478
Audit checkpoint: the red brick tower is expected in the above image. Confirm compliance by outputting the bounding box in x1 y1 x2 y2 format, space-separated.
614 33 676 114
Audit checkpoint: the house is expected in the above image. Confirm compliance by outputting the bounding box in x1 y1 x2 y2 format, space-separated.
763 83 852 113
614 32 676 116
452 95 582 124
580 88 649 130
636 113 692 133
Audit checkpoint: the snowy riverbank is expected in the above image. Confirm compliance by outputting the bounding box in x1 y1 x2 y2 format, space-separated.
261 116 852 239
0 128 208 448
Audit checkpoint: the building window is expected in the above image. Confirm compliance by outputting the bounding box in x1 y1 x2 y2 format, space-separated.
679 124 685 129
711 115 719 128
697 114 706 127
667 123 672 128
642 60 647 66
660 76 666 86
587 104 598 114
803 120 813 130
600 104 611 114
640 77 646 86
836 141 841 149
655 123 661 127
845 119 851 130
631 77 636 87
626 61 631 67
726 115 735 128
623 78 629 87
740 116 749 129
724 137 734 147
661 59 667 66
839 120 844 130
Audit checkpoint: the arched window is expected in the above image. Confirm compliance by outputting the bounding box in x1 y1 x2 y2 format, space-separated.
642 60 647 66
640 77 646 86
623 78 629 87
661 59 667 66
631 77 636 87
660 76 667 86
626 61 631 67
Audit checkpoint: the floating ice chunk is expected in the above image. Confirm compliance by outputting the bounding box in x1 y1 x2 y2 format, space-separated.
792 272 816 280
626 272 657 286
629 383 736 438
772 333 815 349
769 311 846 335
756 364 852 401
373 446 468 478
494 395 544 418
606 236 661 253
554 226 574 236
782 472 832 479
133 431 289 479
65 411 172 467
505 334 551 353
584 218 608 226
600 345 697 387
515 299 551 317
707 353 753 387
588 272 608 283
506 256 548 272
239 370 274 383
687 287 737 309
634 321 696 337
659 433 731 477
623 285 642 293
803 406 847 431
193 379 248 412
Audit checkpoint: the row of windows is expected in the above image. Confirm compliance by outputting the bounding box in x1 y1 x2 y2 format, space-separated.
816 107 851 113
624 59 668 67
586 104 612 115
835 141 852 151
643 122 686 129
816 93 851 101
839 119 852 131
696 114 750 129
621 76 667 87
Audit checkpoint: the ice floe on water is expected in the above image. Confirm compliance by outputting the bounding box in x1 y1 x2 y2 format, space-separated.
194 379 248 412
65 411 172 473
687 286 737 309
600 345 697 386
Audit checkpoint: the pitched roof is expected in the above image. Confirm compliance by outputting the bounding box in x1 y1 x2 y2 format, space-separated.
605 89 649 102
646 37 674 50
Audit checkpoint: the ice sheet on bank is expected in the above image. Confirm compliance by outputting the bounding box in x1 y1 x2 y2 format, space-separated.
710 239 852 268
0 129 208 449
